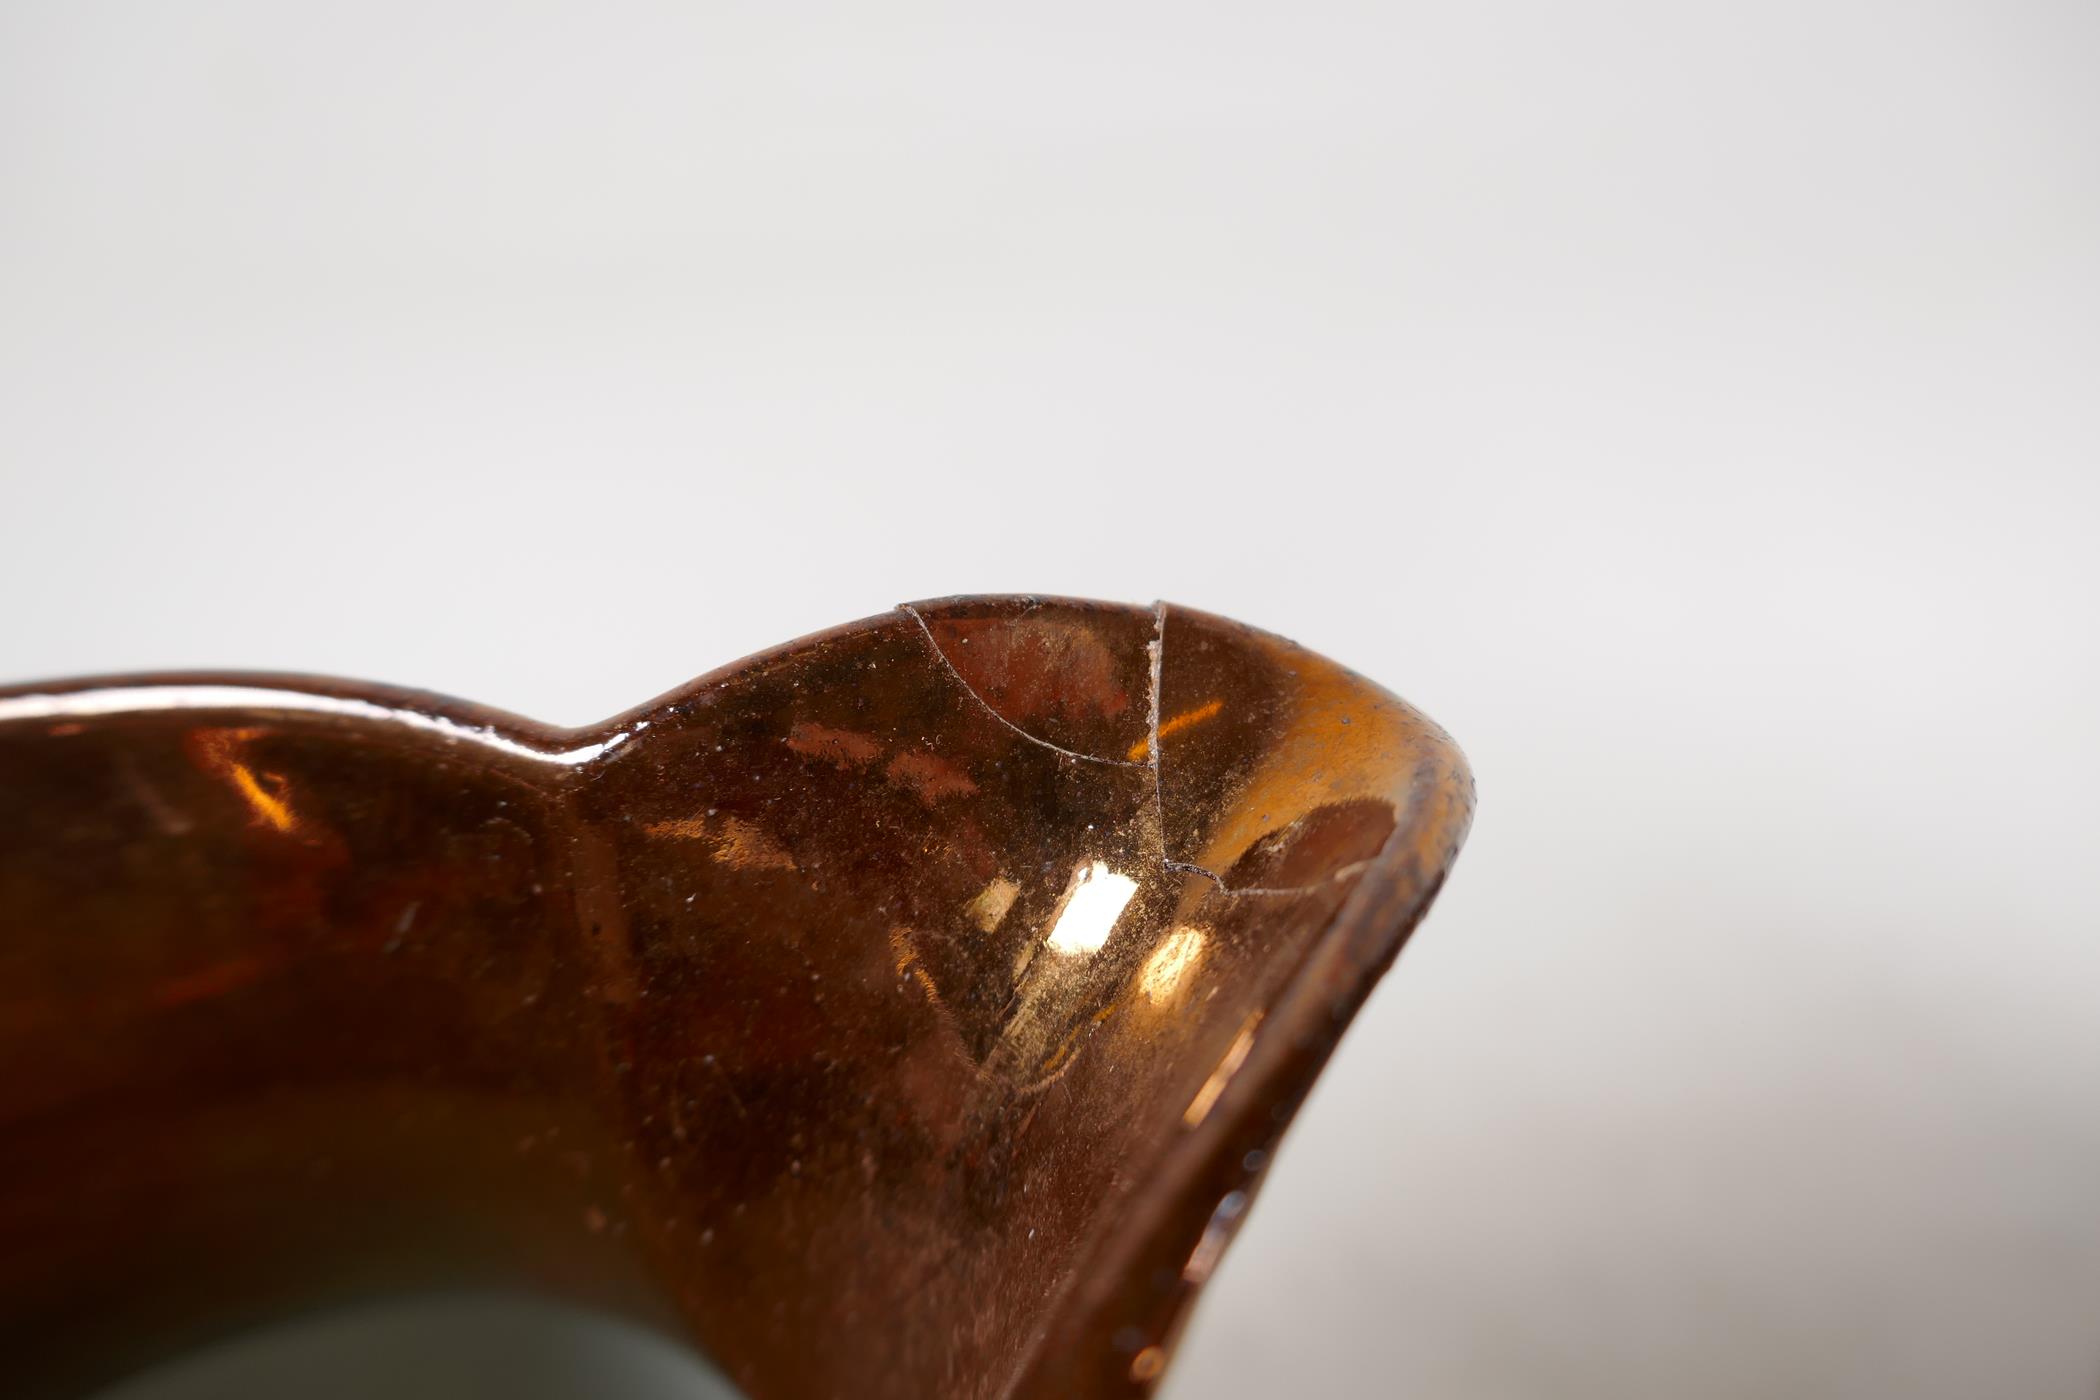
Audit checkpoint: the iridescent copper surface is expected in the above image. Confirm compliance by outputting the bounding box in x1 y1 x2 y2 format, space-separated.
0 598 1472 1400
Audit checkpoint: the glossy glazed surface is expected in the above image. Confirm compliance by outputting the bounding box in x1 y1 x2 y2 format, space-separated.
0 598 1471 1400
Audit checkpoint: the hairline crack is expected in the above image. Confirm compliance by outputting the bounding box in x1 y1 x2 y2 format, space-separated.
1149 601 1377 899
903 600 1364 899
899 603 1148 769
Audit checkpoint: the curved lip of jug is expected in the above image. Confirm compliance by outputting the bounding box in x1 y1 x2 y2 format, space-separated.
0 595 1475 1400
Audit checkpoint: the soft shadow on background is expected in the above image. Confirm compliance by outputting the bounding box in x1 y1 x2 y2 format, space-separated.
3 2 2095 1398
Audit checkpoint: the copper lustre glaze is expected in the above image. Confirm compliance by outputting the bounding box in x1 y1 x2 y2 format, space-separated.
0 597 1472 1399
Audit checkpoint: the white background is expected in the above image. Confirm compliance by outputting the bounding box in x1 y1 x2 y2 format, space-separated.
6 3 2097 1397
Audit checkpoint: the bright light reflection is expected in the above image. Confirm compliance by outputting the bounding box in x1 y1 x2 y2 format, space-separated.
1043 861 1137 955
1183 1013 1262 1127
1139 927 1207 1004
0 686 626 767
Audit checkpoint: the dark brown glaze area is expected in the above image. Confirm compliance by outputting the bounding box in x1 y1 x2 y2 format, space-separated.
0 706 652 1398
0 599 1472 1400
572 613 1169 1397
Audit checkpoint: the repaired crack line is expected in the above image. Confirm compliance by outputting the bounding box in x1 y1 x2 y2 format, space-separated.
1148 601 1375 900
1168 855 1378 899
902 600 1354 899
1148 602 1248 895
899 604 1148 769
